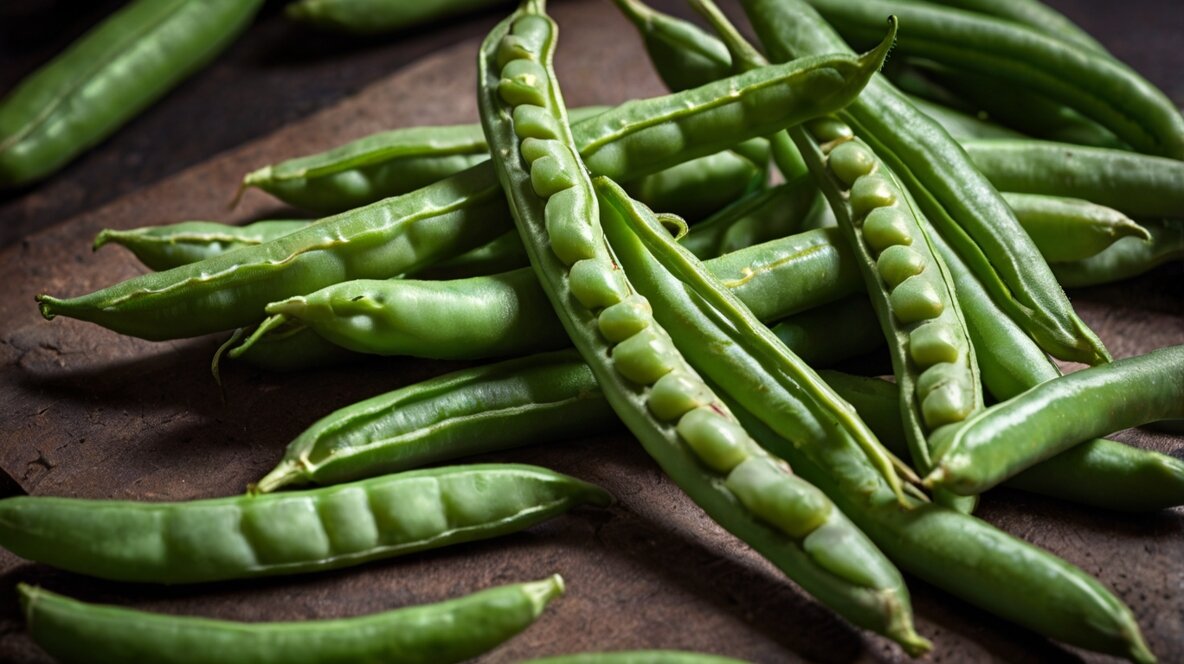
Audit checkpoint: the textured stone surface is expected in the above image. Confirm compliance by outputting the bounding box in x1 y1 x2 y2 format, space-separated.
0 1 1181 663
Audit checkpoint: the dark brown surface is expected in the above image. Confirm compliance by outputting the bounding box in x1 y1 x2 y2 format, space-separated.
0 1 1182 663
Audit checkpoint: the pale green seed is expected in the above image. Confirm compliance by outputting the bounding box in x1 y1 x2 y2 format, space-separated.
568 258 627 310
828 141 877 188
921 382 974 429
890 275 945 323
909 322 962 367
850 176 897 219
499 59 549 108
876 245 927 288
521 137 559 164
916 362 967 400
495 35 532 70
648 371 714 422
806 117 854 144
862 207 913 253
546 189 597 265
598 295 653 343
675 407 751 473
531 152 578 198
510 14 551 46
725 457 832 539
513 104 562 141
612 328 677 385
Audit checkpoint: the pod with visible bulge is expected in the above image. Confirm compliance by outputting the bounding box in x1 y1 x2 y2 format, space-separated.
791 116 982 510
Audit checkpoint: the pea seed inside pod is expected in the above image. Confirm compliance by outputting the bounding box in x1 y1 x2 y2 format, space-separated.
909 322 963 367
876 245 927 288
546 189 597 265
805 116 854 146
916 361 970 400
499 58 549 107
611 327 678 385
513 104 562 141
598 295 653 343
725 456 832 539
889 275 945 324
569 258 627 310
862 207 914 253
521 137 558 164
849 175 897 219
675 406 752 473
828 141 877 188
496 34 533 69
648 371 715 422
921 382 975 429
530 149 579 198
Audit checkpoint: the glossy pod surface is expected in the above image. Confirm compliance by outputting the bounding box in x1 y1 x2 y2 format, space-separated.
1052 221 1184 287
478 3 924 651
285 0 508 34
94 220 311 271
20 576 563 664
0 0 264 187
0 464 609 583
929 345 1184 495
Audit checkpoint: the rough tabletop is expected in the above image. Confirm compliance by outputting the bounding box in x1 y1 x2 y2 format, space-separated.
0 1 1182 662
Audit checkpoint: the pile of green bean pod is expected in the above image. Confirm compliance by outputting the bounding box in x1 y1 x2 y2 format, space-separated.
14 0 1184 661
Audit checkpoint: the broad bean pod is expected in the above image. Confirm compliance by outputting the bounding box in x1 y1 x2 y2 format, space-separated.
20 576 563 664
1052 221 1184 287
600 156 1152 661
0 464 609 584
928 345 1184 495
94 220 310 271
962 138 1184 219
740 0 1110 366
478 3 924 650
808 0 1184 158
285 0 509 34
0 0 264 187
38 31 898 341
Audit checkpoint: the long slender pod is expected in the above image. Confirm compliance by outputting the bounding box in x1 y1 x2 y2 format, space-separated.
1052 221 1184 287
477 2 925 651
20 577 562 664
921 0 1106 53
0 464 608 584
1001 193 1148 263
0 0 264 187
94 220 311 271
927 346 1184 495
741 0 1110 366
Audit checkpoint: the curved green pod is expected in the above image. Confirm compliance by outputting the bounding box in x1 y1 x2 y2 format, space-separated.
1002 193 1148 263
478 2 924 652
962 139 1184 219
612 0 733 92
807 0 1184 159
921 0 1106 53
0 0 264 187
928 345 1184 495
626 140 769 222
285 0 509 34
39 32 904 341
1052 221 1184 287
905 95 1024 141
0 464 609 584
741 0 1109 367
20 576 563 664
94 220 310 271
680 176 827 259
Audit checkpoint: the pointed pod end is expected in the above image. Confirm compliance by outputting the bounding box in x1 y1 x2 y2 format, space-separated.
523 573 566 615
861 15 898 73
250 460 307 495
92 229 117 252
1126 624 1156 664
34 294 59 321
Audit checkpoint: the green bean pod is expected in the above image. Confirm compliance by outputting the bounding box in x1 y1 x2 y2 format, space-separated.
40 27 904 341
240 106 609 214
0 0 264 187
962 139 1184 219
478 3 925 651
769 296 882 367
256 350 615 491
20 576 563 664
905 95 1024 141
928 345 1184 495
807 0 1184 158
0 464 609 584
611 0 733 92
921 0 1106 53
93 220 310 271
1052 221 1184 287
285 0 509 34
1003 193 1149 263
740 0 1110 367
228 228 863 369
523 652 749 664
626 139 769 222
